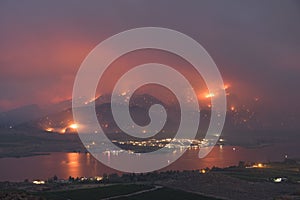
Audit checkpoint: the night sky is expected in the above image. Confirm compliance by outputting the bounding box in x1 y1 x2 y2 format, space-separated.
0 0 299 129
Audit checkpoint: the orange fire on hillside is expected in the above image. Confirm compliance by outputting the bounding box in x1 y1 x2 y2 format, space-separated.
44 123 78 134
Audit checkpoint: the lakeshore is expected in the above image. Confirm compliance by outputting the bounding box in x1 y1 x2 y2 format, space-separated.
2 160 300 200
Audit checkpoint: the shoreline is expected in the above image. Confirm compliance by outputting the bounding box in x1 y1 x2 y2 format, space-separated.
0 143 273 159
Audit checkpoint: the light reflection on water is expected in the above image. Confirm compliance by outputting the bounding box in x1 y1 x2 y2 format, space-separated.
0 143 298 182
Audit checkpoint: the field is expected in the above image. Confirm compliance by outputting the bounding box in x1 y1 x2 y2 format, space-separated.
37 184 219 200
40 184 151 200
110 187 220 200
221 167 300 183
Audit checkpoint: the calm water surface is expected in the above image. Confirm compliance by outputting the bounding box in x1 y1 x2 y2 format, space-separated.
0 143 298 181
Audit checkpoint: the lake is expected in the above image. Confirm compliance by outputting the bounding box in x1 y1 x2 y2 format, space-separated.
0 143 298 182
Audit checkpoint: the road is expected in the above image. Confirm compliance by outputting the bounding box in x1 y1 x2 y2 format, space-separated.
100 185 163 200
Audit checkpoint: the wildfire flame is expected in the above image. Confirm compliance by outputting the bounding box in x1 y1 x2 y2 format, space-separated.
69 123 78 129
